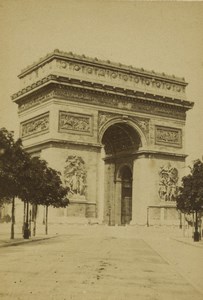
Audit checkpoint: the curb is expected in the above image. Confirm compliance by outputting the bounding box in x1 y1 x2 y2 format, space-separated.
0 235 58 248
171 237 203 248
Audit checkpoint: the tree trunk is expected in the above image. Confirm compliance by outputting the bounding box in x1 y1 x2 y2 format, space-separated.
43 206 45 225
22 201 26 234
29 209 32 237
23 200 30 239
183 213 186 237
26 201 29 224
45 205 48 235
23 201 26 223
179 212 182 229
194 210 199 242
33 204 37 237
10 197 15 239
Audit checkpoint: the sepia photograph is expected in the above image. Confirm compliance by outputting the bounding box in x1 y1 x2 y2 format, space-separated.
0 0 203 299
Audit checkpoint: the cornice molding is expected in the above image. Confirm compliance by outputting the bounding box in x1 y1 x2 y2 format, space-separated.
15 82 191 120
103 150 186 163
12 75 193 112
23 138 102 154
134 150 187 160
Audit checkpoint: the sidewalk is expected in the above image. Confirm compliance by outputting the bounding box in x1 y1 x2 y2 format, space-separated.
124 224 203 247
0 222 57 248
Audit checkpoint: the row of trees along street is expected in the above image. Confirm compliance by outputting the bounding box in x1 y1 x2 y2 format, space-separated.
0 128 69 239
176 159 203 242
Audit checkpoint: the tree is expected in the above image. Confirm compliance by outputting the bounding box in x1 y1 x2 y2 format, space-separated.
19 156 69 237
37 165 69 235
0 128 29 239
176 159 203 241
18 156 46 238
0 127 69 239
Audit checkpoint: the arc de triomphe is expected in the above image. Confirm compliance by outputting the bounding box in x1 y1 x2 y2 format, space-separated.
12 50 193 225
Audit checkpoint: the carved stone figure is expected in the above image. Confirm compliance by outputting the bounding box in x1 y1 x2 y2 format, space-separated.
158 163 179 202
98 111 119 128
64 156 87 197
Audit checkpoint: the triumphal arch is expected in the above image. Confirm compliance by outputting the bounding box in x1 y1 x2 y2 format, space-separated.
12 50 193 225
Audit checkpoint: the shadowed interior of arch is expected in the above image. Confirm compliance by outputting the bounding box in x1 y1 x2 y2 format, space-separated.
120 166 132 224
101 123 141 156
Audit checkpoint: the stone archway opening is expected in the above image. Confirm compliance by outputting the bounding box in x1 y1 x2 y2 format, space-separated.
101 122 141 158
101 122 141 225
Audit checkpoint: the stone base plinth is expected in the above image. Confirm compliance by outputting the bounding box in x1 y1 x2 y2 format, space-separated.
67 201 86 217
86 202 96 218
147 204 180 226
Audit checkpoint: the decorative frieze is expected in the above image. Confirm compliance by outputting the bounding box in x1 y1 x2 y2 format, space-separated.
55 87 186 120
15 81 187 120
59 111 92 134
21 112 49 138
56 59 186 95
155 126 182 147
14 76 188 120
19 90 54 112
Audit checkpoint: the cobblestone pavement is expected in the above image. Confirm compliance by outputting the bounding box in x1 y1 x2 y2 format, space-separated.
0 224 202 300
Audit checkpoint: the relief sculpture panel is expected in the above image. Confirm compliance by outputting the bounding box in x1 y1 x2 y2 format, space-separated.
59 111 92 134
64 156 87 201
21 112 49 138
155 125 182 147
158 163 179 202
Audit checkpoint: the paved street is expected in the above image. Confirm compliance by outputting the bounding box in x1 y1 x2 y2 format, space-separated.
0 225 202 300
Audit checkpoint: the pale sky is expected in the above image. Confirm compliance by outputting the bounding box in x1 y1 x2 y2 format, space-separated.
0 0 203 164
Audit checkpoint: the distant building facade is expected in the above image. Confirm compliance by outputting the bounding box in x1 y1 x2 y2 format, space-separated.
12 50 193 225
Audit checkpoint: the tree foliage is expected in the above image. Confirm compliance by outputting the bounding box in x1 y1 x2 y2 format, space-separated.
0 127 69 209
0 128 28 202
176 159 203 214
19 156 69 207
